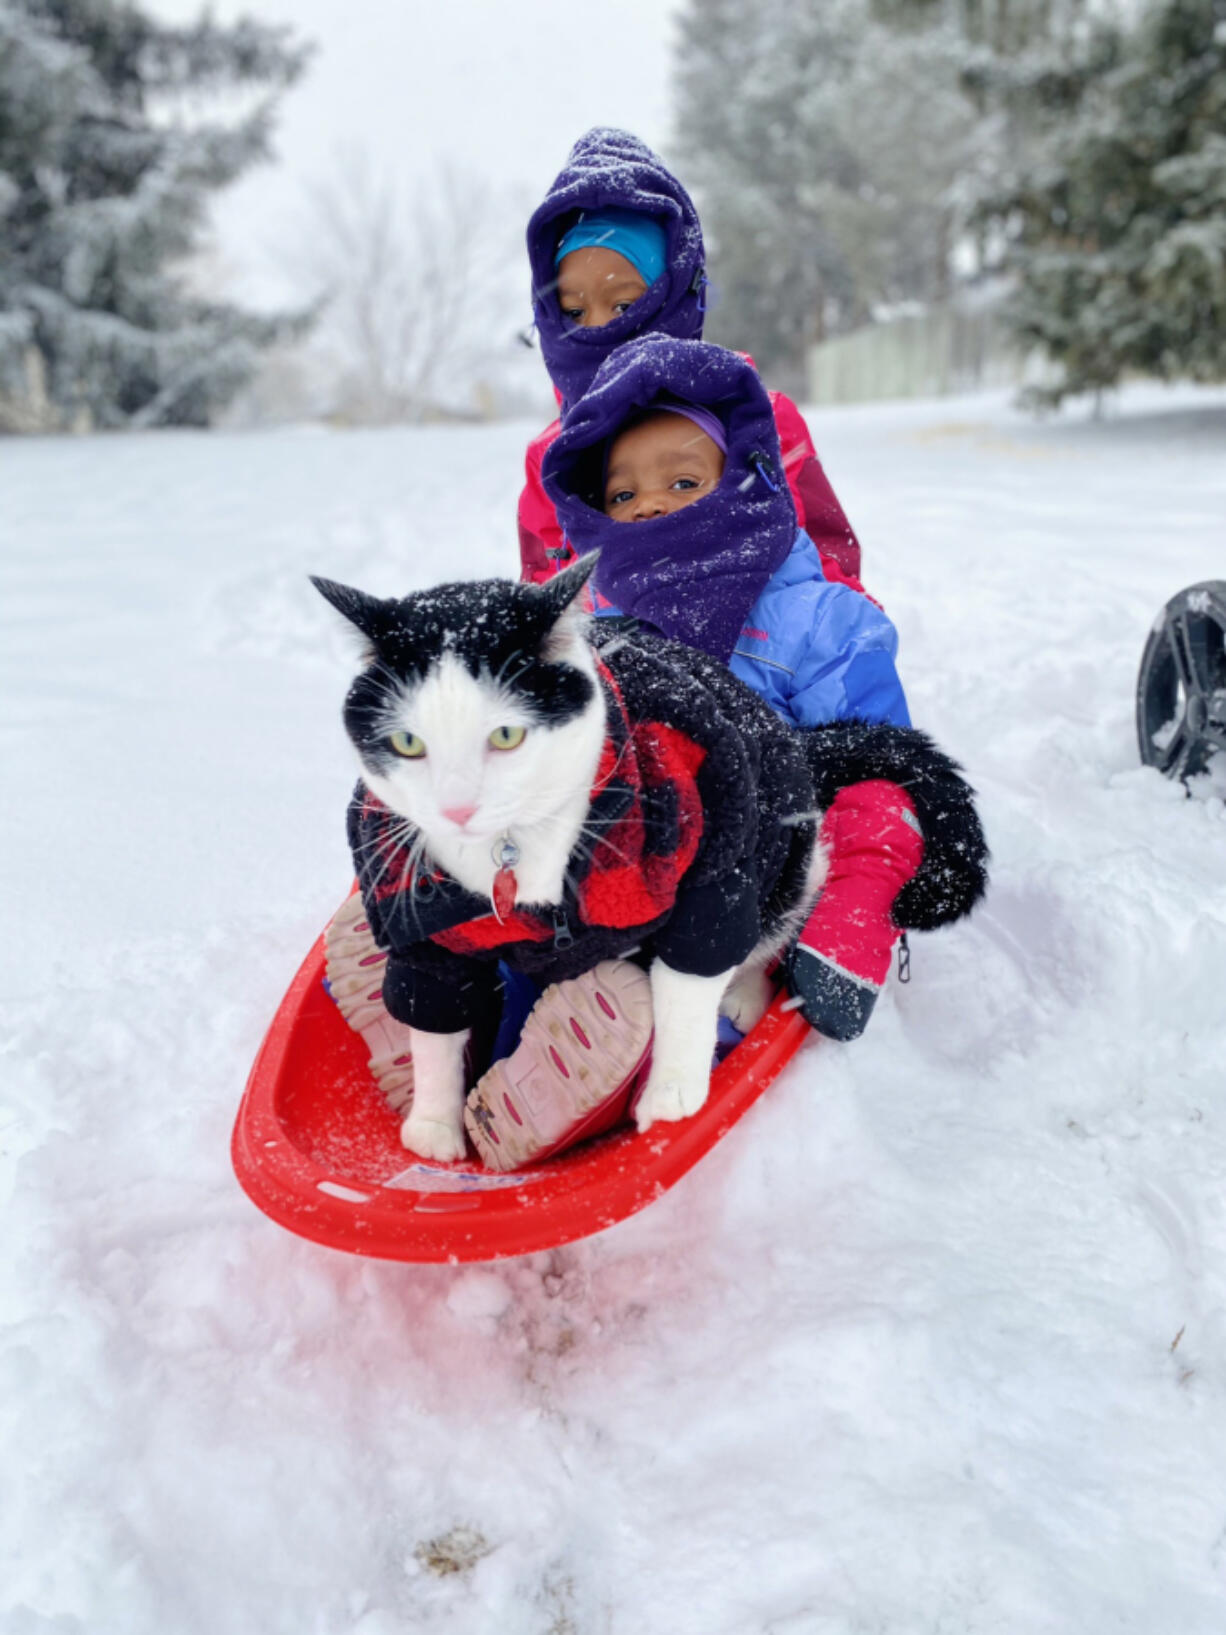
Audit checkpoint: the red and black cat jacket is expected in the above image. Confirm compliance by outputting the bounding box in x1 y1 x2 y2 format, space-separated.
348 632 817 1036
347 629 989 1038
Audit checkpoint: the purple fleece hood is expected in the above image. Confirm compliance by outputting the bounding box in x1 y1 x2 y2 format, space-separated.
541 338 797 665
527 128 707 409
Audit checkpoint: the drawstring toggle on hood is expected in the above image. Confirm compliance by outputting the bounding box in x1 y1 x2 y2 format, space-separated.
747 451 780 493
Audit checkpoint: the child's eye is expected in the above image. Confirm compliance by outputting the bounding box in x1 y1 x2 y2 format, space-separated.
671 477 700 491
389 730 426 758
606 489 634 507
489 725 527 752
562 306 585 323
613 300 635 315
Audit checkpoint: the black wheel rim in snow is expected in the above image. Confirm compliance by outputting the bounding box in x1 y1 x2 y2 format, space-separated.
1136 581 1226 780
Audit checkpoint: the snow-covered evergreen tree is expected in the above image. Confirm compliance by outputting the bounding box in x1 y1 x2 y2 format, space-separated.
673 0 977 389
0 0 310 431
980 0 1226 404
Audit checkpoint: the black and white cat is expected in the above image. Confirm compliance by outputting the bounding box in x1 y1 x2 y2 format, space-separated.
315 556 987 1162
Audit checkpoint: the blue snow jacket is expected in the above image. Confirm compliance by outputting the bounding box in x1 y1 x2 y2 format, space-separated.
729 530 910 729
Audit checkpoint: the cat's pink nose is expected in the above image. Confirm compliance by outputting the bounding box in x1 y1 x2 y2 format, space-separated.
442 803 478 828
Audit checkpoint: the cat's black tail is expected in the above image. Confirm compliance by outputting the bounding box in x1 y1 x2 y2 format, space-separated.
802 720 990 930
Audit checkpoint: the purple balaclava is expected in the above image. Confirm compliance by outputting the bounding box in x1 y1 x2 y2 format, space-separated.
527 128 707 411
541 337 797 665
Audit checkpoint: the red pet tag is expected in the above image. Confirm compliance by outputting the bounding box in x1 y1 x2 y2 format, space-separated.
491 838 520 923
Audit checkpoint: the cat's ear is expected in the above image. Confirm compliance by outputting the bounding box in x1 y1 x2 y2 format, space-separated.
310 576 390 645
534 551 599 625
534 552 598 663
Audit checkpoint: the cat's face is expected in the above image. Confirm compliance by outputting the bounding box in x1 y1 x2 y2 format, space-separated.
314 558 604 847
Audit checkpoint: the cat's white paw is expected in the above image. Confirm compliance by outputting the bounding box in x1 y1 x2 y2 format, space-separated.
400 1111 467 1162
720 966 774 1034
634 1067 710 1132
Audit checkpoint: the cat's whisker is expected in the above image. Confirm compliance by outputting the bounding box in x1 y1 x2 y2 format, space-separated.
391 826 437 930
569 818 639 871
539 804 634 869
354 814 423 907
490 647 528 691
595 729 640 795
360 843 406 907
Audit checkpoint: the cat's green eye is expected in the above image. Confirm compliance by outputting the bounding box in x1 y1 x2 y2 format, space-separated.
389 729 426 759
488 725 527 752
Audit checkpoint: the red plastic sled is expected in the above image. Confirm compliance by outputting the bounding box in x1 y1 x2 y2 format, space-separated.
232 927 811 1264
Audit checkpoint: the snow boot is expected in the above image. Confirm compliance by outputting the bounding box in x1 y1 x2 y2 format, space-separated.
787 780 924 1041
464 961 654 1172
323 892 416 1114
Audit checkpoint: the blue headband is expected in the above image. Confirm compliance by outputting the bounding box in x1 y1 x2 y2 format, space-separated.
554 207 667 288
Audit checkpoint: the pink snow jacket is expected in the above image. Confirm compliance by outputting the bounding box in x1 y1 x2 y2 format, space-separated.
518 379 866 595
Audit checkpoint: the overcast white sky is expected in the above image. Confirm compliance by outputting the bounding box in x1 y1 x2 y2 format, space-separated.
148 0 684 302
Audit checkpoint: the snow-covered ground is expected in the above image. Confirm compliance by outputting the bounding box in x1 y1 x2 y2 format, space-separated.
3 384 1225 1634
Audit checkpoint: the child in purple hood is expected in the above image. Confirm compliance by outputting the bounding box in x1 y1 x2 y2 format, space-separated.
519 128 867 602
543 338 907 732
542 336 925 1043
